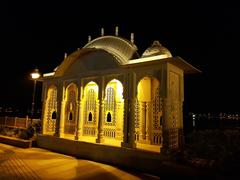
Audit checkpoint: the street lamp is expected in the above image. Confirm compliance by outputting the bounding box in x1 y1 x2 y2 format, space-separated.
30 68 41 124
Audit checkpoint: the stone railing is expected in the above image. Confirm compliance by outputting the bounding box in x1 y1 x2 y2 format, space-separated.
152 130 162 145
0 116 40 129
83 126 96 136
103 128 116 138
134 128 140 141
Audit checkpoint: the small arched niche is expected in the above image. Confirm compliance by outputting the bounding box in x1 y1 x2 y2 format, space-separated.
52 111 57 120
88 112 93 122
107 112 112 123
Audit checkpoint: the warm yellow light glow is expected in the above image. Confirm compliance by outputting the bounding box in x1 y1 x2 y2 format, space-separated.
137 77 151 102
31 69 41 79
87 81 97 85
80 81 99 143
84 81 99 96
102 79 124 147
136 76 162 151
31 73 40 79
106 79 123 101
43 72 55 77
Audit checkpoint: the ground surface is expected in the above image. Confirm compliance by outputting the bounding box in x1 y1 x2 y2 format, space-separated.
0 143 160 179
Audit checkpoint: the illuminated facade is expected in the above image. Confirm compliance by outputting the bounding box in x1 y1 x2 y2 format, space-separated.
41 30 200 153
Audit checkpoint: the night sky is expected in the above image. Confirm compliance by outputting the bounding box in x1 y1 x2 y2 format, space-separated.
0 1 239 114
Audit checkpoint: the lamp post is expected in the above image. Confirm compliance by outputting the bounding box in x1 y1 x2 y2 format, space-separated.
30 68 41 124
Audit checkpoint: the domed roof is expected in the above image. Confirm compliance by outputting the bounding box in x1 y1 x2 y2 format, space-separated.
83 36 139 64
142 41 172 58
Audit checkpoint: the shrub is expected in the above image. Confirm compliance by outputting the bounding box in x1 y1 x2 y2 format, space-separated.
0 127 7 135
26 125 35 138
33 121 41 134
18 125 35 140
6 128 15 137
19 130 29 140
13 128 19 136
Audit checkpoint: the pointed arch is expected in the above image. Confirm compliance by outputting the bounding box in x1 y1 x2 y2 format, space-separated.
43 85 57 134
81 81 99 141
103 79 124 146
136 76 162 151
107 112 112 123
52 111 57 119
88 112 93 122
64 83 78 135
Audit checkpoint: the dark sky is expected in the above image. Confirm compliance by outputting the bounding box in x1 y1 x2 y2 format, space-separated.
0 1 239 114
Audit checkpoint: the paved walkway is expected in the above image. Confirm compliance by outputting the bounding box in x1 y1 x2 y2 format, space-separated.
0 143 160 179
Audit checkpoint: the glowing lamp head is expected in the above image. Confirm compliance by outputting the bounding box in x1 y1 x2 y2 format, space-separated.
31 68 41 79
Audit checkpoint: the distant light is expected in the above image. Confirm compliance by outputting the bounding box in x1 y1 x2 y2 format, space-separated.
193 119 196 127
31 68 41 79
192 113 196 127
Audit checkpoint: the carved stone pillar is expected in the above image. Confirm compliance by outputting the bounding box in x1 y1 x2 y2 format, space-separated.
115 101 123 140
140 102 146 140
75 101 81 140
121 98 136 148
121 72 136 148
78 101 84 137
178 100 184 149
41 100 47 134
145 102 151 143
54 101 61 137
59 100 66 138
121 98 129 146
161 98 171 152
96 77 105 143
96 99 104 143
128 98 137 148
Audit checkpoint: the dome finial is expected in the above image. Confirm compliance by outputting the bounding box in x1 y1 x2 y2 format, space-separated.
64 52 67 59
101 28 104 36
115 26 119 36
130 33 134 43
141 40 172 58
88 35 91 42
152 40 161 46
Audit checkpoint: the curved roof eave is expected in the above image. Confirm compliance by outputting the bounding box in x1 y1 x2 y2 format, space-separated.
54 48 94 77
83 36 138 64
54 48 122 77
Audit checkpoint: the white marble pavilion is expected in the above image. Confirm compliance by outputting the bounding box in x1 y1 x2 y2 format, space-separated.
40 28 200 156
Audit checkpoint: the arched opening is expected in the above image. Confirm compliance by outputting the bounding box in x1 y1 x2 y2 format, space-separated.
136 76 162 151
82 81 99 140
52 111 57 120
107 112 112 122
88 112 93 122
103 79 124 146
64 83 78 135
44 85 57 134
69 112 73 120
160 116 163 126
